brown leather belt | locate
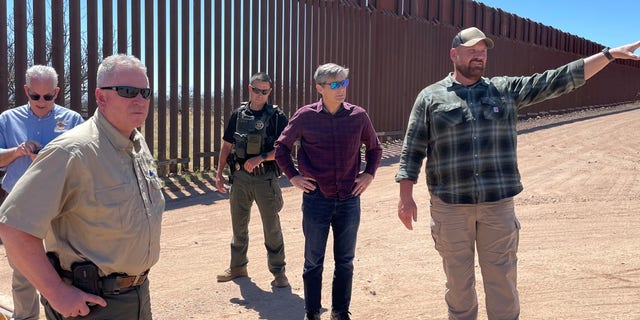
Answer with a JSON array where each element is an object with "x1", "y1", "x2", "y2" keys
[
  {"x1": 101, "y1": 270, "x2": 149, "y2": 294},
  {"x1": 47, "y1": 252, "x2": 148, "y2": 295}
]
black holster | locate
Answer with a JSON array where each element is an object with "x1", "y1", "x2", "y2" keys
[
  {"x1": 226, "y1": 152, "x2": 238, "y2": 184},
  {"x1": 47, "y1": 252, "x2": 102, "y2": 296},
  {"x1": 71, "y1": 261, "x2": 102, "y2": 296}
]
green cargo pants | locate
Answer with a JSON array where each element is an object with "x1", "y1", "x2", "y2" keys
[{"x1": 228, "y1": 169, "x2": 286, "y2": 274}]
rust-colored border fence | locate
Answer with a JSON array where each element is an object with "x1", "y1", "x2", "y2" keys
[{"x1": 1, "y1": 0, "x2": 639, "y2": 175}]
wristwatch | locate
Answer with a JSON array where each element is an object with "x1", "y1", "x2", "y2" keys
[
  {"x1": 601, "y1": 47, "x2": 615, "y2": 62},
  {"x1": 261, "y1": 152, "x2": 268, "y2": 160}
]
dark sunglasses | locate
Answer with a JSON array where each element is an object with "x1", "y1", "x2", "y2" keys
[
  {"x1": 28, "y1": 92, "x2": 55, "y2": 101},
  {"x1": 250, "y1": 86, "x2": 271, "y2": 95},
  {"x1": 100, "y1": 86, "x2": 152, "y2": 99},
  {"x1": 320, "y1": 79, "x2": 349, "y2": 89}
]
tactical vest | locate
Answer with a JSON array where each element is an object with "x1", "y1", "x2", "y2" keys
[{"x1": 232, "y1": 103, "x2": 278, "y2": 160}]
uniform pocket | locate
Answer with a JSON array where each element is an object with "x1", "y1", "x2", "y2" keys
[
  {"x1": 95, "y1": 183, "x2": 133, "y2": 207},
  {"x1": 513, "y1": 216, "x2": 521, "y2": 252},
  {"x1": 92, "y1": 183, "x2": 135, "y2": 228},
  {"x1": 269, "y1": 177, "x2": 284, "y2": 213},
  {"x1": 430, "y1": 217, "x2": 442, "y2": 252}
]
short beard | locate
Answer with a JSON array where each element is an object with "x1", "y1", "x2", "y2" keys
[{"x1": 455, "y1": 61, "x2": 485, "y2": 81}]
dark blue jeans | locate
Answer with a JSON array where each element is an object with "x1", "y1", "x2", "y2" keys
[{"x1": 301, "y1": 189, "x2": 360, "y2": 314}]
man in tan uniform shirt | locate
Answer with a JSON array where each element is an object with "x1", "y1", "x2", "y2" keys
[{"x1": 0, "y1": 54, "x2": 164, "y2": 319}]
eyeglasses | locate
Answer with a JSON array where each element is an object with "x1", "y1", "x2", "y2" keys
[
  {"x1": 28, "y1": 92, "x2": 55, "y2": 101},
  {"x1": 100, "y1": 86, "x2": 152, "y2": 99},
  {"x1": 250, "y1": 86, "x2": 271, "y2": 95},
  {"x1": 320, "y1": 79, "x2": 349, "y2": 90}
]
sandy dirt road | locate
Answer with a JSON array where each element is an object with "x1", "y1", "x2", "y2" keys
[{"x1": 1, "y1": 104, "x2": 639, "y2": 320}]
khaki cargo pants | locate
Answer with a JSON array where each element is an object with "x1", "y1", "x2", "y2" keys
[{"x1": 430, "y1": 194, "x2": 520, "y2": 320}]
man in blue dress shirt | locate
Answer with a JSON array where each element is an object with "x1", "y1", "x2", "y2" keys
[{"x1": 0, "y1": 65, "x2": 83, "y2": 320}]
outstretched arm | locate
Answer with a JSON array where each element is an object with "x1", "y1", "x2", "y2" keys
[{"x1": 584, "y1": 41, "x2": 640, "y2": 80}]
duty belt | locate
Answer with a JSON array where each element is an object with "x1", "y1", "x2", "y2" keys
[
  {"x1": 57, "y1": 268, "x2": 149, "y2": 294},
  {"x1": 101, "y1": 270, "x2": 149, "y2": 294},
  {"x1": 47, "y1": 252, "x2": 149, "y2": 295}
]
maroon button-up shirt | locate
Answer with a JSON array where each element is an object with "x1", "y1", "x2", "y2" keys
[{"x1": 275, "y1": 99, "x2": 382, "y2": 200}]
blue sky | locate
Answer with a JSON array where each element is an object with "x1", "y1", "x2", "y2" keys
[{"x1": 477, "y1": 1, "x2": 640, "y2": 48}]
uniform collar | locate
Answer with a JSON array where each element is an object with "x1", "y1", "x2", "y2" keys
[
  {"x1": 243, "y1": 102, "x2": 272, "y2": 113},
  {"x1": 93, "y1": 109, "x2": 143, "y2": 152}
]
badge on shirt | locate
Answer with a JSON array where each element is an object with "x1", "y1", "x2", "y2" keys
[
  {"x1": 55, "y1": 120, "x2": 68, "y2": 133},
  {"x1": 144, "y1": 156, "x2": 164, "y2": 188},
  {"x1": 255, "y1": 120, "x2": 265, "y2": 130}
]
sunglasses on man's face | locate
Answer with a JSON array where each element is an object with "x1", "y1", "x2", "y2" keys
[
  {"x1": 250, "y1": 86, "x2": 271, "y2": 95},
  {"x1": 100, "y1": 86, "x2": 152, "y2": 99},
  {"x1": 28, "y1": 92, "x2": 55, "y2": 101},
  {"x1": 320, "y1": 79, "x2": 349, "y2": 90}
]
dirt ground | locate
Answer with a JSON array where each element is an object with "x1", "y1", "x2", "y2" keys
[{"x1": 1, "y1": 103, "x2": 640, "y2": 320}]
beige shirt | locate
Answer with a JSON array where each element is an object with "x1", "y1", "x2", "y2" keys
[{"x1": 0, "y1": 109, "x2": 164, "y2": 276}]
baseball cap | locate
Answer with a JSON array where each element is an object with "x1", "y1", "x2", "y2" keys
[{"x1": 452, "y1": 27, "x2": 494, "y2": 49}]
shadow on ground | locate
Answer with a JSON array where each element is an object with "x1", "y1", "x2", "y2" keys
[{"x1": 229, "y1": 277, "x2": 307, "y2": 320}]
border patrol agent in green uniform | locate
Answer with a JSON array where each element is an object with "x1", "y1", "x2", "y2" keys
[{"x1": 215, "y1": 72, "x2": 290, "y2": 288}]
